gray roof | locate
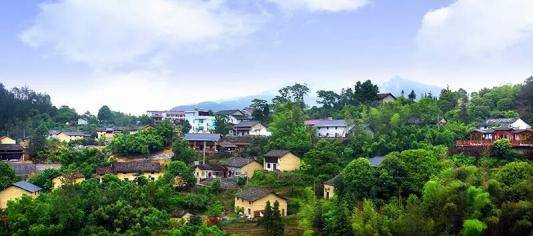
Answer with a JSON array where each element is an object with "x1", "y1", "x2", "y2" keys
[
  {"x1": 0, "y1": 144, "x2": 24, "y2": 151},
  {"x1": 315, "y1": 119, "x2": 347, "y2": 128},
  {"x1": 217, "y1": 110, "x2": 244, "y2": 116},
  {"x1": 369, "y1": 156, "x2": 385, "y2": 167},
  {"x1": 112, "y1": 161, "x2": 162, "y2": 173},
  {"x1": 264, "y1": 150, "x2": 291, "y2": 158},
  {"x1": 196, "y1": 163, "x2": 227, "y2": 171},
  {"x1": 378, "y1": 93, "x2": 396, "y2": 100},
  {"x1": 62, "y1": 131, "x2": 91, "y2": 137},
  {"x1": 221, "y1": 157, "x2": 257, "y2": 168},
  {"x1": 324, "y1": 175, "x2": 340, "y2": 185},
  {"x1": 236, "y1": 187, "x2": 285, "y2": 201},
  {"x1": 184, "y1": 133, "x2": 221, "y2": 142},
  {"x1": 478, "y1": 118, "x2": 518, "y2": 129},
  {"x1": 12, "y1": 181, "x2": 41, "y2": 193},
  {"x1": 233, "y1": 120, "x2": 262, "y2": 128},
  {"x1": 48, "y1": 130, "x2": 61, "y2": 136}
]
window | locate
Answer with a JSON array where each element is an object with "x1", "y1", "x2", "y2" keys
[
  {"x1": 282, "y1": 209, "x2": 285, "y2": 216},
  {"x1": 267, "y1": 163, "x2": 270, "y2": 168},
  {"x1": 249, "y1": 201, "x2": 252, "y2": 205},
  {"x1": 248, "y1": 209, "x2": 251, "y2": 215}
]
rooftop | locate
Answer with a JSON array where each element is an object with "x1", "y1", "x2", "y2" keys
[
  {"x1": 314, "y1": 119, "x2": 347, "y2": 128},
  {"x1": 196, "y1": 163, "x2": 227, "y2": 171},
  {"x1": 112, "y1": 161, "x2": 162, "y2": 173},
  {"x1": 236, "y1": 187, "x2": 285, "y2": 202},
  {"x1": 12, "y1": 181, "x2": 42, "y2": 193},
  {"x1": 264, "y1": 150, "x2": 291, "y2": 158},
  {"x1": 221, "y1": 157, "x2": 257, "y2": 168},
  {"x1": 0, "y1": 144, "x2": 24, "y2": 151},
  {"x1": 184, "y1": 133, "x2": 221, "y2": 142},
  {"x1": 233, "y1": 120, "x2": 262, "y2": 128}
]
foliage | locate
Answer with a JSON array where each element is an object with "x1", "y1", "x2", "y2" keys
[
  {"x1": 258, "y1": 201, "x2": 285, "y2": 236},
  {"x1": 160, "y1": 160, "x2": 196, "y2": 191},
  {"x1": 172, "y1": 138, "x2": 197, "y2": 164},
  {"x1": 109, "y1": 121, "x2": 173, "y2": 156},
  {"x1": 251, "y1": 99, "x2": 271, "y2": 124},
  {"x1": 267, "y1": 102, "x2": 312, "y2": 155},
  {"x1": 29, "y1": 123, "x2": 48, "y2": 158},
  {"x1": 214, "y1": 114, "x2": 233, "y2": 135},
  {"x1": 0, "y1": 162, "x2": 17, "y2": 190},
  {"x1": 28, "y1": 168, "x2": 61, "y2": 191},
  {"x1": 492, "y1": 139, "x2": 512, "y2": 158}
]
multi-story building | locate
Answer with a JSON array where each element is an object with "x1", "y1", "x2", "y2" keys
[{"x1": 184, "y1": 110, "x2": 215, "y2": 133}]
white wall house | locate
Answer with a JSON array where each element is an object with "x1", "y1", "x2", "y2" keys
[
  {"x1": 314, "y1": 120, "x2": 351, "y2": 138},
  {"x1": 146, "y1": 110, "x2": 185, "y2": 122},
  {"x1": 231, "y1": 121, "x2": 270, "y2": 136},
  {"x1": 185, "y1": 110, "x2": 215, "y2": 133}
]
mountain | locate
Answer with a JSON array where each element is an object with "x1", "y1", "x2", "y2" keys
[
  {"x1": 171, "y1": 92, "x2": 275, "y2": 112},
  {"x1": 380, "y1": 76, "x2": 443, "y2": 98}
]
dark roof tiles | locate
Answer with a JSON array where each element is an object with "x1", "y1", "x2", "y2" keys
[{"x1": 12, "y1": 181, "x2": 41, "y2": 193}]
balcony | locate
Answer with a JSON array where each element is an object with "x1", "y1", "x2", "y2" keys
[{"x1": 456, "y1": 140, "x2": 533, "y2": 147}]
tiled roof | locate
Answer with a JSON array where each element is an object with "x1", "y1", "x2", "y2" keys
[
  {"x1": 315, "y1": 119, "x2": 347, "y2": 128},
  {"x1": 184, "y1": 133, "x2": 221, "y2": 142},
  {"x1": 233, "y1": 120, "x2": 261, "y2": 128},
  {"x1": 48, "y1": 130, "x2": 61, "y2": 136},
  {"x1": 221, "y1": 157, "x2": 257, "y2": 168},
  {"x1": 264, "y1": 150, "x2": 291, "y2": 158},
  {"x1": 171, "y1": 209, "x2": 191, "y2": 218},
  {"x1": 112, "y1": 161, "x2": 162, "y2": 173},
  {"x1": 369, "y1": 156, "x2": 385, "y2": 167},
  {"x1": 220, "y1": 136, "x2": 255, "y2": 144},
  {"x1": 12, "y1": 181, "x2": 41, "y2": 193},
  {"x1": 236, "y1": 187, "x2": 283, "y2": 202},
  {"x1": 377, "y1": 93, "x2": 395, "y2": 100},
  {"x1": 324, "y1": 175, "x2": 340, "y2": 185},
  {"x1": 196, "y1": 163, "x2": 226, "y2": 171},
  {"x1": 217, "y1": 110, "x2": 243, "y2": 116},
  {"x1": 0, "y1": 144, "x2": 24, "y2": 151},
  {"x1": 62, "y1": 131, "x2": 91, "y2": 137}
]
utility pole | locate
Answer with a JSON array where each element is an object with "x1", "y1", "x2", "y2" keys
[{"x1": 203, "y1": 141, "x2": 206, "y2": 164}]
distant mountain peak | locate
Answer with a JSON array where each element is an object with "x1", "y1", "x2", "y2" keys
[{"x1": 380, "y1": 76, "x2": 442, "y2": 98}]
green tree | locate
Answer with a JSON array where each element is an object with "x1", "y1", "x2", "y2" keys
[
  {"x1": 97, "y1": 105, "x2": 113, "y2": 124},
  {"x1": 172, "y1": 138, "x2": 196, "y2": 164},
  {"x1": 259, "y1": 201, "x2": 274, "y2": 234},
  {"x1": 461, "y1": 219, "x2": 487, "y2": 236},
  {"x1": 515, "y1": 76, "x2": 533, "y2": 123},
  {"x1": 0, "y1": 162, "x2": 16, "y2": 190},
  {"x1": 492, "y1": 139, "x2": 512, "y2": 158},
  {"x1": 251, "y1": 99, "x2": 271, "y2": 124},
  {"x1": 160, "y1": 160, "x2": 196, "y2": 190},
  {"x1": 267, "y1": 102, "x2": 312, "y2": 155},
  {"x1": 180, "y1": 120, "x2": 192, "y2": 134},
  {"x1": 214, "y1": 114, "x2": 232, "y2": 135},
  {"x1": 29, "y1": 123, "x2": 48, "y2": 157},
  {"x1": 408, "y1": 90, "x2": 416, "y2": 101},
  {"x1": 271, "y1": 201, "x2": 285, "y2": 236},
  {"x1": 337, "y1": 158, "x2": 378, "y2": 204}
]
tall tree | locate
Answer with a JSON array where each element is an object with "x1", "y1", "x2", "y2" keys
[
  {"x1": 29, "y1": 123, "x2": 48, "y2": 157},
  {"x1": 172, "y1": 138, "x2": 197, "y2": 164},
  {"x1": 0, "y1": 162, "x2": 16, "y2": 190},
  {"x1": 214, "y1": 114, "x2": 232, "y2": 135},
  {"x1": 273, "y1": 83, "x2": 309, "y2": 108},
  {"x1": 353, "y1": 80, "x2": 379, "y2": 105},
  {"x1": 97, "y1": 105, "x2": 113, "y2": 124},
  {"x1": 251, "y1": 99, "x2": 271, "y2": 123},
  {"x1": 516, "y1": 76, "x2": 533, "y2": 123},
  {"x1": 267, "y1": 102, "x2": 312, "y2": 155},
  {"x1": 408, "y1": 90, "x2": 417, "y2": 101}
]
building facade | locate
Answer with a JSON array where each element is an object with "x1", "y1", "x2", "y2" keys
[
  {"x1": 263, "y1": 150, "x2": 301, "y2": 172},
  {"x1": 235, "y1": 187, "x2": 288, "y2": 219}
]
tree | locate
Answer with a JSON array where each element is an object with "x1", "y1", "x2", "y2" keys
[
  {"x1": 29, "y1": 123, "x2": 48, "y2": 157},
  {"x1": 259, "y1": 201, "x2": 274, "y2": 234},
  {"x1": 251, "y1": 99, "x2": 271, "y2": 124},
  {"x1": 273, "y1": 83, "x2": 309, "y2": 108},
  {"x1": 317, "y1": 90, "x2": 340, "y2": 109},
  {"x1": 54, "y1": 105, "x2": 78, "y2": 125},
  {"x1": 515, "y1": 76, "x2": 533, "y2": 123},
  {"x1": 267, "y1": 102, "x2": 312, "y2": 155},
  {"x1": 259, "y1": 201, "x2": 284, "y2": 236},
  {"x1": 214, "y1": 114, "x2": 232, "y2": 135},
  {"x1": 180, "y1": 120, "x2": 192, "y2": 134},
  {"x1": 97, "y1": 105, "x2": 113, "y2": 124},
  {"x1": 0, "y1": 162, "x2": 16, "y2": 190},
  {"x1": 461, "y1": 219, "x2": 487, "y2": 236},
  {"x1": 492, "y1": 139, "x2": 512, "y2": 158},
  {"x1": 408, "y1": 90, "x2": 416, "y2": 101},
  {"x1": 160, "y1": 160, "x2": 196, "y2": 190},
  {"x1": 337, "y1": 158, "x2": 378, "y2": 204},
  {"x1": 353, "y1": 80, "x2": 379, "y2": 105},
  {"x1": 172, "y1": 138, "x2": 196, "y2": 164}
]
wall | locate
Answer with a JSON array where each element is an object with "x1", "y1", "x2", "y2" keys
[
  {"x1": 316, "y1": 126, "x2": 348, "y2": 138},
  {"x1": 114, "y1": 172, "x2": 163, "y2": 181},
  {"x1": 234, "y1": 193, "x2": 287, "y2": 219},
  {"x1": 278, "y1": 153, "x2": 301, "y2": 172},
  {"x1": 323, "y1": 183, "x2": 335, "y2": 199},
  {"x1": 0, "y1": 186, "x2": 38, "y2": 209},
  {"x1": 240, "y1": 162, "x2": 263, "y2": 178},
  {"x1": 52, "y1": 177, "x2": 85, "y2": 189},
  {"x1": 0, "y1": 137, "x2": 16, "y2": 144}
]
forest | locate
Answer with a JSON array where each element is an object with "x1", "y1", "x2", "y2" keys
[{"x1": 0, "y1": 76, "x2": 532, "y2": 236}]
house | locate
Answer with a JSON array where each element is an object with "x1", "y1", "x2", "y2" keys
[
  {"x1": 146, "y1": 110, "x2": 185, "y2": 123},
  {"x1": 457, "y1": 118, "x2": 533, "y2": 147},
  {"x1": 52, "y1": 173, "x2": 85, "y2": 189},
  {"x1": 6, "y1": 163, "x2": 61, "y2": 177},
  {"x1": 170, "y1": 209, "x2": 194, "y2": 223},
  {"x1": 235, "y1": 187, "x2": 287, "y2": 219},
  {"x1": 377, "y1": 93, "x2": 396, "y2": 104},
  {"x1": 184, "y1": 133, "x2": 221, "y2": 153},
  {"x1": 0, "y1": 181, "x2": 41, "y2": 209},
  {"x1": 231, "y1": 121, "x2": 270, "y2": 136},
  {"x1": 221, "y1": 157, "x2": 263, "y2": 178},
  {"x1": 305, "y1": 117, "x2": 333, "y2": 127},
  {"x1": 0, "y1": 136, "x2": 16, "y2": 144},
  {"x1": 194, "y1": 163, "x2": 227, "y2": 183},
  {"x1": 219, "y1": 136, "x2": 256, "y2": 154},
  {"x1": 0, "y1": 144, "x2": 24, "y2": 161},
  {"x1": 95, "y1": 161, "x2": 163, "y2": 181},
  {"x1": 216, "y1": 110, "x2": 251, "y2": 124},
  {"x1": 77, "y1": 118, "x2": 88, "y2": 125},
  {"x1": 96, "y1": 127, "x2": 125, "y2": 141},
  {"x1": 323, "y1": 175, "x2": 339, "y2": 200},
  {"x1": 263, "y1": 150, "x2": 301, "y2": 172},
  {"x1": 184, "y1": 110, "x2": 215, "y2": 133},
  {"x1": 314, "y1": 119, "x2": 351, "y2": 138},
  {"x1": 49, "y1": 131, "x2": 91, "y2": 143}
]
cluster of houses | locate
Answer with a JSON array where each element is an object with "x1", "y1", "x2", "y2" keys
[{"x1": 456, "y1": 118, "x2": 533, "y2": 147}]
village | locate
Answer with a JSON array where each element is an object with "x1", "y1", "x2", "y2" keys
[{"x1": 1, "y1": 86, "x2": 532, "y2": 235}]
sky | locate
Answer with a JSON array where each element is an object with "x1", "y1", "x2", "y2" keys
[{"x1": 1, "y1": 0, "x2": 532, "y2": 115}]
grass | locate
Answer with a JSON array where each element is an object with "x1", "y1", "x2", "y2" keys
[{"x1": 222, "y1": 215, "x2": 304, "y2": 236}]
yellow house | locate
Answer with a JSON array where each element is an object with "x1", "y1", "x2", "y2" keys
[
  {"x1": 53, "y1": 131, "x2": 91, "y2": 143},
  {"x1": 52, "y1": 173, "x2": 86, "y2": 189},
  {"x1": 324, "y1": 175, "x2": 339, "y2": 200},
  {"x1": 171, "y1": 209, "x2": 194, "y2": 223},
  {"x1": 221, "y1": 157, "x2": 263, "y2": 178},
  {"x1": 263, "y1": 150, "x2": 301, "y2": 172},
  {"x1": 0, "y1": 136, "x2": 16, "y2": 144},
  {"x1": 96, "y1": 161, "x2": 163, "y2": 181},
  {"x1": 235, "y1": 187, "x2": 288, "y2": 219},
  {"x1": 0, "y1": 181, "x2": 41, "y2": 209}
]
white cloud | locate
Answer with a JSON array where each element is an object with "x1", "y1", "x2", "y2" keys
[
  {"x1": 20, "y1": 0, "x2": 258, "y2": 67},
  {"x1": 266, "y1": 0, "x2": 369, "y2": 13},
  {"x1": 416, "y1": 0, "x2": 533, "y2": 58}
]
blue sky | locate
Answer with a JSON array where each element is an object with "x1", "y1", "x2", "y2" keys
[{"x1": 1, "y1": 0, "x2": 532, "y2": 114}]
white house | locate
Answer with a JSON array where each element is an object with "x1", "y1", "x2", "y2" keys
[
  {"x1": 146, "y1": 110, "x2": 185, "y2": 122},
  {"x1": 185, "y1": 110, "x2": 215, "y2": 133},
  {"x1": 216, "y1": 110, "x2": 251, "y2": 125},
  {"x1": 314, "y1": 119, "x2": 351, "y2": 138},
  {"x1": 478, "y1": 118, "x2": 531, "y2": 131},
  {"x1": 231, "y1": 121, "x2": 270, "y2": 136}
]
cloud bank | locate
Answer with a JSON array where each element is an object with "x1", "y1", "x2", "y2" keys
[
  {"x1": 266, "y1": 0, "x2": 369, "y2": 13},
  {"x1": 416, "y1": 0, "x2": 533, "y2": 58}
]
